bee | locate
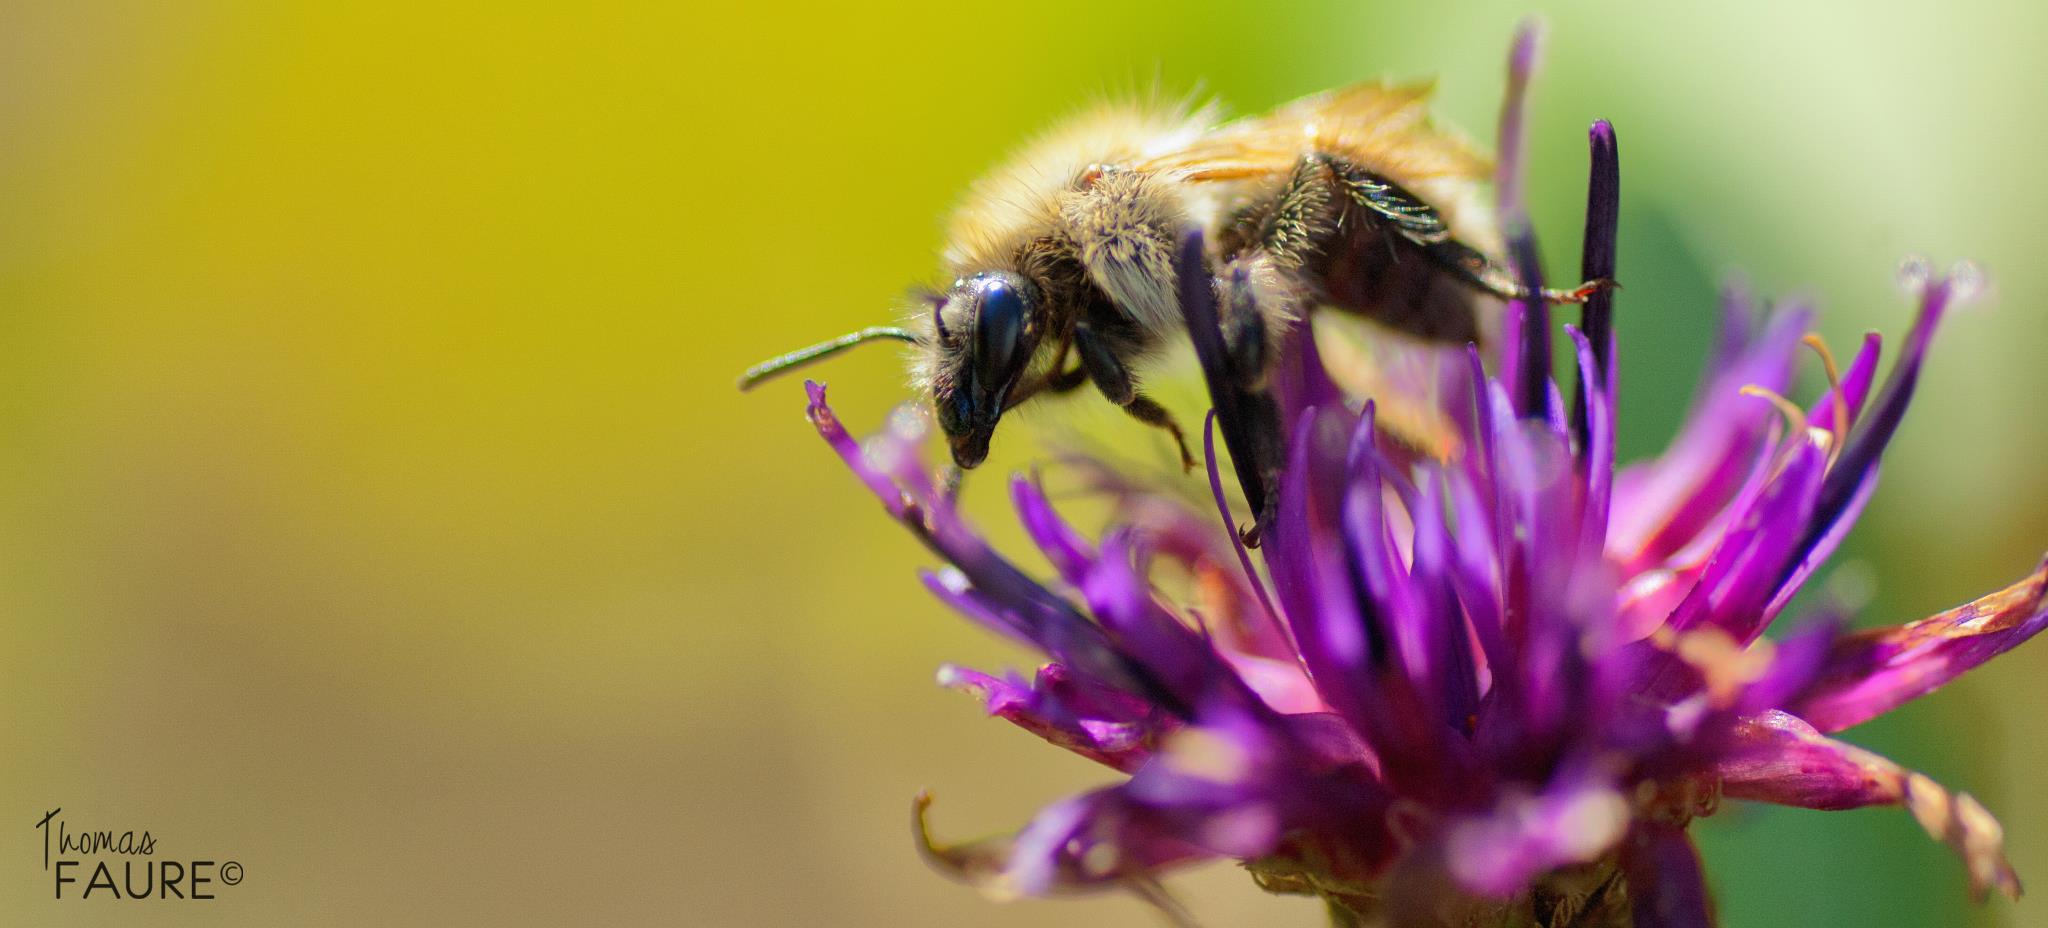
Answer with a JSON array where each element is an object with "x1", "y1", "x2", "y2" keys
[{"x1": 740, "y1": 80, "x2": 1607, "y2": 471}]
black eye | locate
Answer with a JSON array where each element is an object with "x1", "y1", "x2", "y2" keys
[{"x1": 974, "y1": 275, "x2": 1030, "y2": 378}]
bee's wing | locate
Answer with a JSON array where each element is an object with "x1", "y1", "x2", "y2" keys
[
  {"x1": 1135, "y1": 80, "x2": 1491, "y2": 186},
  {"x1": 1311, "y1": 312, "x2": 1465, "y2": 463}
]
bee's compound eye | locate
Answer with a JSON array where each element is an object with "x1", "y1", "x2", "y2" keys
[{"x1": 973, "y1": 274, "x2": 1032, "y2": 379}]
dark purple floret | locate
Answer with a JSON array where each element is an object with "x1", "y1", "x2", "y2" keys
[{"x1": 1572, "y1": 120, "x2": 1620, "y2": 450}]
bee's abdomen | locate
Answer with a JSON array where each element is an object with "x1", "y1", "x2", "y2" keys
[{"x1": 1313, "y1": 225, "x2": 1484, "y2": 344}]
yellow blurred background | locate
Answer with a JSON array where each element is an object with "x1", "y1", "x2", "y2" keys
[{"x1": 2, "y1": 2, "x2": 2043, "y2": 925}]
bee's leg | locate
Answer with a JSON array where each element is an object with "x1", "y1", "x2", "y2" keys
[
  {"x1": 1001, "y1": 356, "x2": 1089, "y2": 410},
  {"x1": 1033, "y1": 352, "x2": 1091, "y2": 396},
  {"x1": 1073, "y1": 323, "x2": 1134, "y2": 402},
  {"x1": 1042, "y1": 362, "x2": 1089, "y2": 395},
  {"x1": 1422, "y1": 239, "x2": 1617, "y2": 305},
  {"x1": 1120, "y1": 395, "x2": 1197, "y2": 472},
  {"x1": 1074, "y1": 322, "x2": 1197, "y2": 471},
  {"x1": 1218, "y1": 262, "x2": 1274, "y2": 390}
]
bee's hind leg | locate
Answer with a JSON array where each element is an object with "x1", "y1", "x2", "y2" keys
[
  {"x1": 1423, "y1": 239, "x2": 1618, "y2": 305},
  {"x1": 1074, "y1": 321, "x2": 1197, "y2": 472},
  {"x1": 1319, "y1": 153, "x2": 1616, "y2": 313}
]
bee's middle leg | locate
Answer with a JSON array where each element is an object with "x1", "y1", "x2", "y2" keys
[
  {"x1": 1074, "y1": 322, "x2": 1197, "y2": 471},
  {"x1": 1118, "y1": 395, "x2": 1196, "y2": 472}
]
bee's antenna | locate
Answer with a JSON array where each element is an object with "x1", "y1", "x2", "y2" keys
[{"x1": 738, "y1": 326, "x2": 922, "y2": 390}]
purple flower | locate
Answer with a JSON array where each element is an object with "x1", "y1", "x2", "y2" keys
[{"x1": 793, "y1": 27, "x2": 2042, "y2": 927}]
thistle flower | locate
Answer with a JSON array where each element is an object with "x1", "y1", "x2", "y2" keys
[{"x1": 794, "y1": 29, "x2": 2044, "y2": 928}]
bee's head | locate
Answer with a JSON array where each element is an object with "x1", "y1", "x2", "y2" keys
[{"x1": 929, "y1": 270, "x2": 1043, "y2": 469}]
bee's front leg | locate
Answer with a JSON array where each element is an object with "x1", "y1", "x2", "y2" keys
[
  {"x1": 1073, "y1": 322, "x2": 1133, "y2": 404},
  {"x1": 1074, "y1": 322, "x2": 1197, "y2": 472},
  {"x1": 1002, "y1": 349, "x2": 1089, "y2": 411}
]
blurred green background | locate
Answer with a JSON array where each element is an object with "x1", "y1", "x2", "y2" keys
[{"x1": 1, "y1": 1, "x2": 2042, "y2": 925}]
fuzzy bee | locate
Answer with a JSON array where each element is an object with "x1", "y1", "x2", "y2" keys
[{"x1": 740, "y1": 80, "x2": 1607, "y2": 471}]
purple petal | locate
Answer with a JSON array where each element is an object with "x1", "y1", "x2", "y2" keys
[
  {"x1": 1692, "y1": 435, "x2": 1830, "y2": 643},
  {"x1": 1806, "y1": 332, "x2": 1882, "y2": 435},
  {"x1": 1718, "y1": 710, "x2": 1910, "y2": 810},
  {"x1": 1201, "y1": 410, "x2": 1289, "y2": 656},
  {"x1": 1343, "y1": 411, "x2": 1479, "y2": 789},
  {"x1": 1011, "y1": 474, "x2": 1097, "y2": 586},
  {"x1": 805, "y1": 381, "x2": 912, "y2": 518},
  {"x1": 1493, "y1": 19, "x2": 1541, "y2": 218},
  {"x1": 1716, "y1": 710, "x2": 2020, "y2": 900},
  {"x1": 1569, "y1": 326, "x2": 1616, "y2": 558},
  {"x1": 1628, "y1": 432, "x2": 1829, "y2": 702},
  {"x1": 1082, "y1": 531, "x2": 1209, "y2": 710},
  {"x1": 1477, "y1": 390, "x2": 1614, "y2": 756},
  {"x1": 939, "y1": 662, "x2": 1171, "y2": 772},
  {"x1": 919, "y1": 730, "x2": 1304, "y2": 900},
  {"x1": 1265, "y1": 409, "x2": 1381, "y2": 735},
  {"x1": 1723, "y1": 330, "x2": 1890, "y2": 630},
  {"x1": 1220, "y1": 651, "x2": 1327, "y2": 716},
  {"x1": 1792, "y1": 557, "x2": 2048, "y2": 732},
  {"x1": 1411, "y1": 471, "x2": 1481, "y2": 727},
  {"x1": 1508, "y1": 228, "x2": 1553, "y2": 419},
  {"x1": 1762, "y1": 466, "x2": 1877, "y2": 623},
  {"x1": 1342, "y1": 404, "x2": 1414, "y2": 669},
  {"x1": 1063, "y1": 452, "x2": 1295, "y2": 664},
  {"x1": 1571, "y1": 120, "x2": 1620, "y2": 453},
  {"x1": 1707, "y1": 283, "x2": 1757, "y2": 378},
  {"x1": 1268, "y1": 307, "x2": 1346, "y2": 430},
  {"x1": 1733, "y1": 610, "x2": 1843, "y2": 716},
  {"x1": 1447, "y1": 463, "x2": 1507, "y2": 670},
  {"x1": 1085, "y1": 530, "x2": 1279, "y2": 718},
  {"x1": 1493, "y1": 21, "x2": 1550, "y2": 410},
  {"x1": 1623, "y1": 822, "x2": 1715, "y2": 928},
  {"x1": 920, "y1": 566, "x2": 1042, "y2": 646}
]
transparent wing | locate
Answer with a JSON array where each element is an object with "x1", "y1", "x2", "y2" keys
[{"x1": 1135, "y1": 80, "x2": 1490, "y2": 186}]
